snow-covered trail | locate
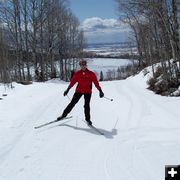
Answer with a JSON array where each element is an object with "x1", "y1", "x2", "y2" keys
[{"x1": 0, "y1": 74, "x2": 180, "y2": 180}]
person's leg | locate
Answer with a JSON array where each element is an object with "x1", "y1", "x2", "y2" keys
[
  {"x1": 84, "y1": 93, "x2": 92, "y2": 125},
  {"x1": 62, "y1": 93, "x2": 82, "y2": 117}
]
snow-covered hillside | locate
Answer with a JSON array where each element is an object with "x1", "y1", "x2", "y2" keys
[
  {"x1": 0, "y1": 70, "x2": 180, "y2": 180},
  {"x1": 84, "y1": 42, "x2": 137, "y2": 57}
]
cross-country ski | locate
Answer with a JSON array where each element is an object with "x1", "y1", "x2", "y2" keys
[
  {"x1": 34, "y1": 116, "x2": 73, "y2": 129},
  {"x1": 82, "y1": 120, "x2": 104, "y2": 135},
  {"x1": 88, "y1": 125, "x2": 104, "y2": 135}
]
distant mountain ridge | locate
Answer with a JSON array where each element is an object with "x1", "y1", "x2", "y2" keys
[
  {"x1": 83, "y1": 42, "x2": 138, "y2": 59},
  {"x1": 86, "y1": 42, "x2": 136, "y2": 49}
]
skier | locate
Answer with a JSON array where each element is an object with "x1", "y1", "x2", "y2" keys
[{"x1": 57, "y1": 59, "x2": 104, "y2": 125}]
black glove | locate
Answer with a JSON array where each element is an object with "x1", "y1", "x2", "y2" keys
[
  {"x1": 64, "y1": 87, "x2": 70, "y2": 96},
  {"x1": 99, "y1": 88, "x2": 104, "y2": 98}
]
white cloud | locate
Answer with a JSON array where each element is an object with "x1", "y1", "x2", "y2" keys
[{"x1": 80, "y1": 17, "x2": 130, "y2": 43}]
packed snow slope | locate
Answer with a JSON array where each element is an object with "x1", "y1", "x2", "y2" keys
[{"x1": 0, "y1": 70, "x2": 180, "y2": 180}]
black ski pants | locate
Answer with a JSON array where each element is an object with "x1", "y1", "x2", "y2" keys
[{"x1": 62, "y1": 93, "x2": 91, "y2": 121}]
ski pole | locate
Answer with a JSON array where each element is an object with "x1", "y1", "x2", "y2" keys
[
  {"x1": 113, "y1": 118, "x2": 119, "y2": 129},
  {"x1": 104, "y1": 96, "x2": 113, "y2": 101},
  {"x1": 66, "y1": 94, "x2": 71, "y2": 101}
]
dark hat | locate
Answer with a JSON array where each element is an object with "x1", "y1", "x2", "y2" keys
[{"x1": 79, "y1": 59, "x2": 87, "y2": 66}]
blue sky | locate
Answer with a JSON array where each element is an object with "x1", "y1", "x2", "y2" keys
[
  {"x1": 69, "y1": 0, "x2": 118, "y2": 23},
  {"x1": 69, "y1": 0, "x2": 130, "y2": 44}
]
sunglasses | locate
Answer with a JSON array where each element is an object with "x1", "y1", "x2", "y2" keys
[{"x1": 80, "y1": 64, "x2": 87, "y2": 67}]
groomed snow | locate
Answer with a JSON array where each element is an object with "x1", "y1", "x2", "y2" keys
[{"x1": 0, "y1": 69, "x2": 180, "y2": 180}]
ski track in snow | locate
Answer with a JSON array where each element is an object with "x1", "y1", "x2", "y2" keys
[{"x1": 0, "y1": 77, "x2": 180, "y2": 180}]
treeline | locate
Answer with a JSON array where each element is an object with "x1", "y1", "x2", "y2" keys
[
  {"x1": 0, "y1": 0, "x2": 85, "y2": 84},
  {"x1": 116, "y1": 0, "x2": 180, "y2": 95},
  {"x1": 83, "y1": 51, "x2": 139, "y2": 59}
]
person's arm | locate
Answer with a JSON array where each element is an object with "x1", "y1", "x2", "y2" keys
[
  {"x1": 92, "y1": 72, "x2": 101, "y2": 90},
  {"x1": 92, "y1": 72, "x2": 104, "y2": 98},
  {"x1": 68, "y1": 72, "x2": 78, "y2": 89},
  {"x1": 64, "y1": 72, "x2": 78, "y2": 96}
]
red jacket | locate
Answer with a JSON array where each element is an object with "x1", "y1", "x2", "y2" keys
[{"x1": 68, "y1": 68, "x2": 101, "y2": 94}]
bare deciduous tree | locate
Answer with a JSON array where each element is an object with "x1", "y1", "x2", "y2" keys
[
  {"x1": 115, "y1": 0, "x2": 180, "y2": 82},
  {"x1": 0, "y1": 0, "x2": 85, "y2": 83}
]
